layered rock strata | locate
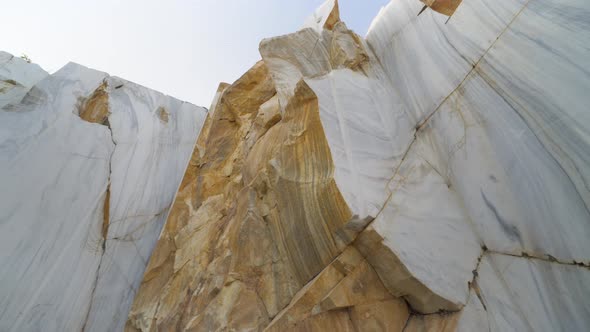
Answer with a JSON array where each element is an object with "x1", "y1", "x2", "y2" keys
[
  {"x1": 128, "y1": 0, "x2": 590, "y2": 331},
  {"x1": 0, "y1": 57, "x2": 207, "y2": 331}
]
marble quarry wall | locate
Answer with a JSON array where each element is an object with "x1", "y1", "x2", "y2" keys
[
  {"x1": 0, "y1": 56, "x2": 207, "y2": 331},
  {"x1": 1, "y1": 0, "x2": 589, "y2": 331}
]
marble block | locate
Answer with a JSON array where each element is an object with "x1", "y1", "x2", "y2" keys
[
  {"x1": 349, "y1": 0, "x2": 590, "y2": 315},
  {"x1": 0, "y1": 51, "x2": 48, "y2": 109},
  {"x1": 354, "y1": 139, "x2": 481, "y2": 313},
  {"x1": 306, "y1": 68, "x2": 413, "y2": 223},
  {"x1": 0, "y1": 60, "x2": 206, "y2": 331}
]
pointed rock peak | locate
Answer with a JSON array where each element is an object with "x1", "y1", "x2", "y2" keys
[
  {"x1": 420, "y1": 0, "x2": 463, "y2": 16},
  {"x1": 302, "y1": 0, "x2": 340, "y2": 33}
]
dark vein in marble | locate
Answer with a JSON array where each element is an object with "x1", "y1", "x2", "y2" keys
[{"x1": 480, "y1": 190, "x2": 523, "y2": 245}]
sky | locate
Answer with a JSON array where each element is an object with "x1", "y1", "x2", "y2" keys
[{"x1": 1, "y1": 0, "x2": 390, "y2": 107}]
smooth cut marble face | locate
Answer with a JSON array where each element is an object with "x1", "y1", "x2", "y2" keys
[
  {"x1": 0, "y1": 59, "x2": 206, "y2": 331},
  {"x1": 0, "y1": 51, "x2": 48, "y2": 109},
  {"x1": 0, "y1": 63, "x2": 114, "y2": 332},
  {"x1": 306, "y1": 68, "x2": 413, "y2": 222},
  {"x1": 347, "y1": 0, "x2": 590, "y2": 316}
]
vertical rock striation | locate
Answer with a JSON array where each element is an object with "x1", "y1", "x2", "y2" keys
[{"x1": 0, "y1": 58, "x2": 207, "y2": 331}]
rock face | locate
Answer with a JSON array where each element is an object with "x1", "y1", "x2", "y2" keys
[
  {"x1": 126, "y1": 0, "x2": 590, "y2": 331},
  {"x1": 0, "y1": 57, "x2": 207, "y2": 331},
  {"x1": 0, "y1": 51, "x2": 48, "y2": 109},
  {"x1": 2, "y1": 0, "x2": 590, "y2": 331}
]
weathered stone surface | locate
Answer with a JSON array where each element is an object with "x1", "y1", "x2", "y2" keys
[
  {"x1": 0, "y1": 51, "x2": 47, "y2": 109},
  {"x1": 0, "y1": 57, "x2": 206, "y2": 331}
]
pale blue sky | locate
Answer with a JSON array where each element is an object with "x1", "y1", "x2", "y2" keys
[{"x1": 1, "y1": 0, "x2": 389, "y2": 107}]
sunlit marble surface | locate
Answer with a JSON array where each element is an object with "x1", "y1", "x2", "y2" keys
[
  {"x1": 0, "y1": 60, "x2": 206, "y2": 331},
  {"x1": 306, "y1": 68, "x2": 413, "y2": 222},
  {"x1": 367, "y1": 0, "x2": 527, "y2": 123},
  {"x1": 426, "y1": 71, "x2": 590, "y2": 262},
  {"x1": 0, "y1": 51, "x2": 47, "y2": 109},
  {"x1": 353, "y1": 0, "x2": 590, "y2": 319},
  {"x1": 83, "y1": 76, "x2": 207, "y2": 331},
  {"x1": 0, "y1": 63, "x2": 113, "y2": 332},
  {"x1": 258, "y1": 0, "x2": 590, "y2": 318},
  {"x1": 365, "y1": 140, "x2": 482, "y2": 312}
]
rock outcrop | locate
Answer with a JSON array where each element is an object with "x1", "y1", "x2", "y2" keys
[
  {"x1": 2, "y1": 0, "x2": 590, "y2": 331},
  {"x1": 0, "y1": 51, "x2": 48, "y2": 109},
  {"x1": 0, "y1": 57, "x2": 207, "y2": 331},
  {"x1": 126, "y1": 0, "x2": 590, "y2": 331}
]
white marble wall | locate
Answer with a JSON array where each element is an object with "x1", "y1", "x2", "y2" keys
[
  {"x1": 258, "y1": 0, "x2": 590, "y2": 320},
  {"x1": 306, "y1": 68, "x2": 413, "y2": 223},
  {"x1": 0, "y1": 59, "x2": 206, "y2": 331},
  {"x1": 0, "y1": 51, "x2": 47, "y2": 109},
  {"x1": 353, "y1": 0, "x2": 590, "y2": 324}
]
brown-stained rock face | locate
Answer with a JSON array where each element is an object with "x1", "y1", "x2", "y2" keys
[
  {"x1": 126, "y1": 55, "x2": 367, "y2": 330},
  {"x1": 419, "y1": 0, "x2": 463, "y2": 16},
  {"x1": 78, "y1": 80, "x2": 110, "y2": 126}
]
